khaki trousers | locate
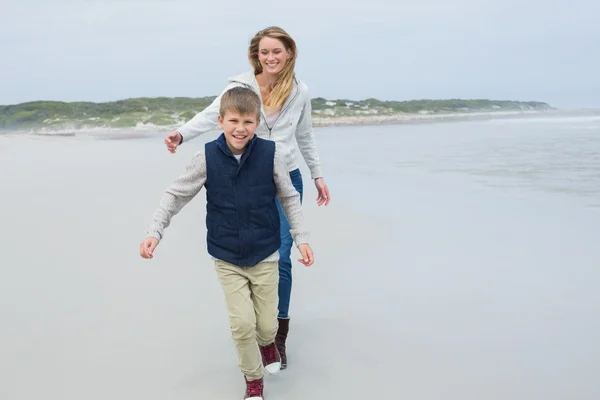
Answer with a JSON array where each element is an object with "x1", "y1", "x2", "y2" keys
[{"x1": 214, "y1": 259, "x2": 279, "y2": 380}]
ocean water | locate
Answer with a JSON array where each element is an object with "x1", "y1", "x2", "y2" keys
[
  {"x1": 317, "y1": 113, "x2": 600, "y2": 211},
  {"x1": 0, "y1": 114, "x2": 599, "y2": 399}
]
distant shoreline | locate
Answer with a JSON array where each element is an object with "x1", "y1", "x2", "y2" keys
[
  {"x1": 311, "y1": 109, "x2": 558, "y2": 127},
  {"x1": 2, "y1": 108, "x2": 597, "y2": 138},
  {"x1": 1, "y1": 96, "x2": 558, "y2": 135}
]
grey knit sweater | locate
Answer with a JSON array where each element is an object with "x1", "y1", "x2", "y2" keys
[{"x1": 145, "y1": 144, "x2": 309, "y2": 263}]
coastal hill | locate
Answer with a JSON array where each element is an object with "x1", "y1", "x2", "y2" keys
[{"x1": 0, "y1": 96, "x2": 553, "y2": 132}]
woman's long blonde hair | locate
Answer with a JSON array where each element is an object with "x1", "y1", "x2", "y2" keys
[{"x1": 248, "y1": 26, "x2": 297, "y2": 109}]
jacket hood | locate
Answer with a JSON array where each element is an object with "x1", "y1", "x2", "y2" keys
[{"x1": 228, "y1": 71, "x2": 259, "y2": 89}]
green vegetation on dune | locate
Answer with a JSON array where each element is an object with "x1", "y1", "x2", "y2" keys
[
  {"x1": 0, "y1": 96, "x2": 553, "y2": 131},
  {"x1": 0, "y1": 97, "x2": 217, "y2": 131},
  {"x1": 311, "y1": 97, "x2": 552, "y2": 117}
]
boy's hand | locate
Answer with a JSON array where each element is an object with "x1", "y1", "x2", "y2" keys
[
  {"x1": 297, "y1": 244, "x2": 314, "y2": 266},
  {"x1": 140, "y1": 237, "x2": 159, "y2": 259}
]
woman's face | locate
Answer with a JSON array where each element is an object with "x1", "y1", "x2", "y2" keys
[{"x1": 258, "y1": 36, "x2": 291, "y2": 76}]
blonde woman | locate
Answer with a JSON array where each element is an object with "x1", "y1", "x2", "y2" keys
[{"x1": 163, "y1": 26, "x2": 330, "y2": 373}]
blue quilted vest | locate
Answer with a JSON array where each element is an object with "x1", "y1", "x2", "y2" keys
[{"x1": 204, "y1": 133, "x2": 281, "y2": 267}]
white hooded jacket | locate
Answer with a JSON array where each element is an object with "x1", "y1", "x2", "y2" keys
[{"x1": 177, "y1": 71, "x2": 323, "y2": 179}]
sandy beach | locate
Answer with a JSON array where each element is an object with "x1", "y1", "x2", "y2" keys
[{"x1": 1, "y1": 116, "x2": 599, "y2": 399}]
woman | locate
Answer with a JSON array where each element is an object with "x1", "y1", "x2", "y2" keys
[{"x1": 163, "y1": 26, "x2": 330, "y2": 370}]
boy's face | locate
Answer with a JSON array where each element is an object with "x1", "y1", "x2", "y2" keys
[{"x1": 218, "y1": 110, "x2": 259, "y2": 155}]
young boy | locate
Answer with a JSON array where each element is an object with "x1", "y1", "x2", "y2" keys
[{"x1": 139, "y1": 86, "x2": 314, "y2": 400}]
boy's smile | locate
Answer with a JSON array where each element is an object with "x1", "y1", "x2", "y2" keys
[{"x1": 218, "y1": 110, "x2": 259, "y2": 155}]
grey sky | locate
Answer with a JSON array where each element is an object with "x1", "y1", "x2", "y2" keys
[{"x1": 1, "y1": 0, "x2": 598, "y2": 108}]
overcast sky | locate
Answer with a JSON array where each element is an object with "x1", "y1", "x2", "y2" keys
[{"x1": 1, "y1": 0, "x2": 598, "y2": 108}]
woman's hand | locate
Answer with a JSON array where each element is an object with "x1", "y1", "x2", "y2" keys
[
  {"x1": 164, "y1": 131, "x2": 183, "y2": 153},
  {"x1": 314, "y1": 178, "x2": 331, "y2": 206}
]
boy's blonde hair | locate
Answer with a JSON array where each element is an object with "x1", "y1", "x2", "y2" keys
[
  {"x1": 219, "y1": 86, "x2": 262, "y2": 120},
  {"x1": 248, "y1": 26, "x2": 297, "y2": 109}
]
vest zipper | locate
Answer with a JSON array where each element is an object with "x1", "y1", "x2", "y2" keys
[{"x1": 231, "y1": 170, "x2": 243, "y2": 257}]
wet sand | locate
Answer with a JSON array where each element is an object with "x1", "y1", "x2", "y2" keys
[{"x1": 1, "y1": 123, "x2": 599, "y2": 399}]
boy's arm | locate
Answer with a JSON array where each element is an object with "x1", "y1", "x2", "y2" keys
[
  {"x1": 273, "y1": 145, "x2": 309, "y2": 246},
  {"x1": 146, "y1": 152, "x2": 207, "y2": 240}
]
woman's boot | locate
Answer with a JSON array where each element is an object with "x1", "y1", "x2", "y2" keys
[{"x1": 275, "y1": 317, "x2": 290, "y2": 369}]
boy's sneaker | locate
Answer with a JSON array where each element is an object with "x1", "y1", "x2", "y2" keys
[
  {"x1": 259, "y1": 342, "x2": 281, "y2": 375},
  {"x1": 244, "y1": 377, "x2": 264, "y2": 400}
]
